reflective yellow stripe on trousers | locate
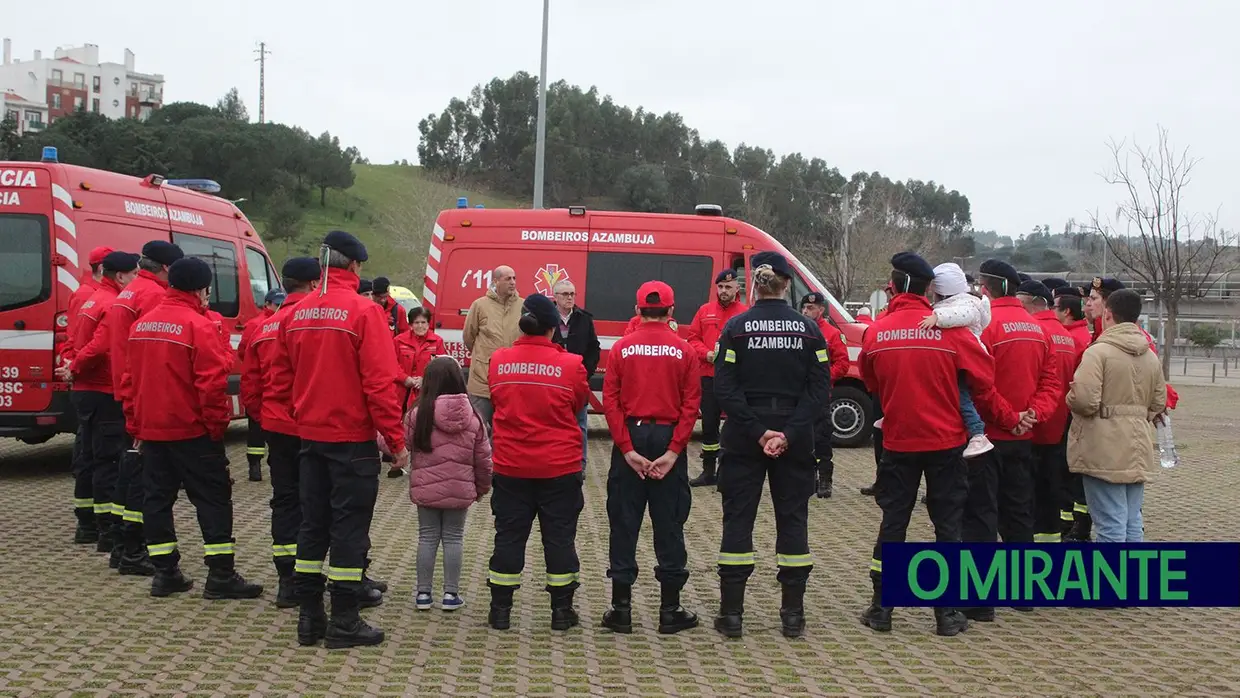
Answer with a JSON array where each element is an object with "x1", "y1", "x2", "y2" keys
[
  {"x1": 327, "y1": 566, "x2": 364, "y2": 582},
  {"x1": 73, "y1": 498, "x2": 94, "y2": 510},
  {"x1": 869, "y1": 558, "x2": 883, "y2": 573},
  {"x1": 1073, "y1": 503, "x2": 1089, "y2": 514},
  {"x1": 1033, "y1": 533, "x2": 1062, "y2": 543},
  {"x1": 147, "y1": 542, "x2": 177, "y2": 557},
  {"x1": 488, "y1": 570, "x2": 522, "y2": 586},
  {"x1": 203, "y1": 542, "x2": 235, "y2": 556},
  {"x1": 272, "y1": 544, "x2": 297, "y2": 558},
  {"x1": 246, "y1": 447, "x2": 267, "y2": 456},
  {"x1": 718, "y1": 552, "x2": 755, "y2": 566},
  {"x1": 1060, "y1": 510, "x2": 1074, "y2": 522},
  {"x1": 93, "y1": 501, "x2": 113, "y2": 515},
  {"x1": 295, "y1": 559, "x2": 324, "y2": 575},
  {"x1": 122, "y1": 509, "x2": 144, "y2": 524},
  {"x1": 777, "y1": 553, "x2": 813, "y2": 568},
  {"x1": 546, "y1": 572, "x2": 579, "y2": 587}
]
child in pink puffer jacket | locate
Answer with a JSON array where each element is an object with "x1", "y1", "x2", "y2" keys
[{"x1": 404, "y1": 356, "x2": 492, "y2": 611}]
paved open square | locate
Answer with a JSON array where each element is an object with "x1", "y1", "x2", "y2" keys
[{"x1": 1, "y1": 385, "x2": 1238, "y2": 697}]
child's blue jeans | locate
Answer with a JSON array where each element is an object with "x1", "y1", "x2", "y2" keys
[{"x1": 958, "y1": 376, "x2": 985, "y2": 437}]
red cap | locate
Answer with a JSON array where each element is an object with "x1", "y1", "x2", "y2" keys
[
  {"x1": 636, "y1": 281, "x2": 675, "y2": 308},
  {"x1": 88, "y1": 246, "x2": 114, "y2": 266}
]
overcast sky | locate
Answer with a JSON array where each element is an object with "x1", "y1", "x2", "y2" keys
[{"x1": 9, "y1": 0, "x2": 1238, "y2": 236}]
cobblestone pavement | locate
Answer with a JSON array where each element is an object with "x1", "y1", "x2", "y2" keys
[{"x1": 1, "y1": 385, "x2": 1238, "y2": 697}]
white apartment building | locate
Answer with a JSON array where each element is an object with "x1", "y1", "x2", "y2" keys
[{"x1": 0, "y1": 38, "x2": 165, "y2": 135}]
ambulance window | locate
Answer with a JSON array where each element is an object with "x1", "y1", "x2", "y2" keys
[
  {"x1": 789, "y1": 272, "x2": 811, "y2": 308},
  {"x1": 585, "y1": 252, "x2": 712, "y2": 322},
  {"x1": 244, "y1": 247, "x2": 280, "y2": 308},
  {"x1": 0, "y1": 215, "x2": 50, "y2": 312},
  {"x1": 172, "y1": 233, "x2": 240, "y2": 318}
]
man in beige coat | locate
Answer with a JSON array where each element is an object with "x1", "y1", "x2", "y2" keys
[
  {"x1": 1065, "y1": 289, "x2": 1167, "y2": 543},
  {"x1": 463, "y1": 265, "x2": 523, "y2": 434}
]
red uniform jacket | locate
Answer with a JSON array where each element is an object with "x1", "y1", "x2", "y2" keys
[
  {"x1": 862, "y1": 295, "x2": 1018, "y2": 452},
  {"x1": 238, "y1": 307, "x2": 273, "y2": 362},
  {"x1": 108, "y1": 271, "x2": 170, "y2": 417},
  {"x1": 61, "y1": 274, "x2": 98, "y2": 365},
  {"x1": 380, "y1": 297, "x2": 411, "y2": 338},
  {"x1": 126, "y1": 290, "x2": 232, "y2": 441},
  {"x1": 979, "y1": 297, "x2": 1063, "y2": 441},
  {"x1": 488, "y1": 336, "x2": 590, "y2": 479},
  {"x1": 1063, "y1": 319, "x2": 1092, "y2": 362},
  {"x1": 395, "y1": 330, "x2": 447, "y2": 409},
  {"x1": 270, "y1": 268, "x2": 406, "y2": 451},
  {"x1": 686, "y1": 299, "x2": 747, "y2": 378},
  {"x1": 812, "y1": 316, "x2": 851, "y2": 383},
  {"x1": 856, "y1": 315, "x2": 874, "y2": 326},
  {"x1": 68, "y1": 277, "x2": 123, "y2": 393},
  {"x1": 1031, "y1": 309, "x2": 1076, "y2": 445},
  {"x1": 603, "y1": 321, "x2": 701, "y2": 454},
  {"x1": 624, "y1": 315, "x2": 678, "y2": 336},
  {"x1": 243, "y1": 292, "x2": 308, "y2": 437}
]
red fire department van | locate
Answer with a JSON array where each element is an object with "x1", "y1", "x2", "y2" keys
[
  {"x1": 0, "y1": 148, "x2": 282, "y2": 445},
  {"x1": 422, "y1": 200, "x2": 874, "y2": 447}
]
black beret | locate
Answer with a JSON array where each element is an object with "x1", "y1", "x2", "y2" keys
[
  {"x1": 167, "y1": 257, "x2": 213, "y2": 292},
  {"x1": 1042, "y1": 277, "x2": 1069, "y2": 291},
  {"x1": 357, "y1": 279, "x2": 373, "y2": 295},
  {"x1": 715, "y1": 269, "x2": 739, "y2": 284},
  {"x1": 1054, "y1": 286, "x2": 1083, "y2": 299},
  {"x1": 751, "y1": 251, "x2": 794, "y2": 278},
  {"x1": 141, "y1": 240, "x2": 184, "y2": 267},
  {"x1": 281, "y1": 257, "x2": 321, "y2": 282},
  {"x1": 978, "y1": 259, "x2": 1021, "y2": 293},
  {"x1": 372, "y1": 277, "x2": 391, "y2": 294},
  {"x1": 1017, "y1": 280, "x2": 1053, "y2": 305},
  {"x1": 264, "y1": 289, "x2": 287, "y2": 306},
  {"x1": 324, "y1": 230, "x2": 368, "y2": 263},
  {"x1": 101, "y1": 251, "x2": 139, "y2": 273},
  {"x1": 801, "y1": 292, "x2": 826, "y2": 307},
  {"x1": 890, "y1": 251, "x2": 935, "y2": 280},
  {"x1": 521, "y1": 293, "x2": 559, "y2": 332},
  {"x1": 1091, "y1": 277, "x2": 1125, "y2": 295},
  {"x1": 1017, "y1": 272, "x2": 1032, "y2": 283}
]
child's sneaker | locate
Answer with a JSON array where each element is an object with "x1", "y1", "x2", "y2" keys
[
  {"x1": 414, "y1": 592, "x2": 434, "y2": 610},
  {"x1": 441, "y1": 593, "x2": 465, "y2": 612},
  {"x1": 963, "y1": 435, "x2": 994, "y2": 459},
  {"x1": 873, "y1": 417, "x2": 884, "y2": 430}
]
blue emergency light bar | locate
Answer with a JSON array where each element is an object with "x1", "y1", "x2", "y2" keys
[
  {"x1": 457, "y1": 197, "x2": 469, "y2": 209},
  {"x1": 41, "y1": 146, "x2": 58, "y2": 163},
  {"x1": 166, "y1": 179, "x2": 222, "y2": 195}
]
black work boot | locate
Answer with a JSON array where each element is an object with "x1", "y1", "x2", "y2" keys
[
  {"x1": 74, "y1": 522, "x2": 98, "y2": 544},
  {"x1": 601, "y1": 583, "x2": 632, "y2": 634},
  {"x1": 779, "y1": 584, "x2": 807, "y2": 638},
  {"x1": 550, "y1": 588, "x2": 580, "y2": 631},
  {"x1": 714, "y1": 580, "x2": 745, "y2": 638},
  {"x1": 325, "y1": 587, "x2": 385, "y2": 649},
  {"x1": 358, "y1": 584, "x2": 384, "y2": 609},
  {"x1": 860, "y1": 580, "x2": 892, "y2": 632},
  {"x1": 298, "y1": 594, "x2": 328, "y2": 646},
  {"x1": 689, "y1": 455, "x2": 718, "y2": 487},
  {"x1": 203, "y1": 568, "x2": 264, "y2": 600},
  {"x1": 488, "y1": 587, "x2": 514, "y2": 630},
  {"x1": 658, "y1": 584, "x2": 698, "y2": 635},
  {"x1": 935, "y1": 607, "x2": 969, "y2": 637},
  {"x1": 96, "y1": 525, "x2": 114, "y2": 554},
  {"x1": 860, "y1": 483, "x2": 877, "y2": 496},
  {"x1": 247, "y1": 458, "x2": 262, "y2": 482},
  {"x1": 275, "y1": 560, "x2": 297, "y2": 609},
  {"x1": 150, "y1": 568, "x2": 194, "y2": 598},
  {"x1": 815, "y1": 461, "x2": 833, "y2": 499},
  {"x1": 108, "y1": 542, "x2": 122, "y2": 569},
  {"x1": 118, "y1": 551, "x2": 155, "y2": 577},
  {"x1": 1065, "y1": 510, "x2": 1093, "y2": 542},
  {"x1": 363, "y1": 558, "x2": 388, "y2": 593},
  {"x1": 962, "y1": 606, "x2": 995, "y2": 622}
]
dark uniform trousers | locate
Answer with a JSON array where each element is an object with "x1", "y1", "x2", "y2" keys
[
  {"x1": 246, "y1": 416, "x2": 267, "y2": 464},
  {"x1": 293, "y1": 440, "x2": 380, "y2": 600},
  {"x1": 717, "y1": 413, "x2": 815, "y2": 586},
  {"x1": 487, "y1": 471, "x2": 584, "y2": 594},
  {"x1": 69, "y1": 393, "x2": 95, "y2": 529},
  {"x1": 73, "y1": 391, "x2": 126, "y2": 536},
  {"x1": 699, "y1": 376, "x2": 722, "y2": 468},
  {"x1": 869, "y1": 448, "x2": 967, "y2": 586},
  {"x1": 871, "y1": 392, "x2": 884, "y2": 481},
  {"x1": 1061, "y1": 415, "x2": 1089, "y2": 536},
  {"x1": 1032, "y1": 438, "x2": 1067, "y2": 543},
  {"x1": 963, "y1": 439, "x2": 1036, "y2": 545},
  {"x1": 606, "y1": 420, "x2": 691, "y2": 589},
  {"x1": 813, "y1": 402, "x2": 834, "y2": 484},
  {"x1": 118, "y1": 448, "x2": 146, "y2": 557},
  {"x1": 142, "y1": 435, "x2": 236, "y2": 572},
  {"x1": 266, "y1": 431, "x2": 302, "y2": 574}
]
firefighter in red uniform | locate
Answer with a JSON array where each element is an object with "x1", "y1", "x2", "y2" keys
[
  {"x1": 625, "y1": 314, "x2": 677, "y2": 336},
  {"x1": 1048, "y1": 283, "x2": 1092, "y2": 534},
  {"x1": 860, "y1": 252, "x2": 1023, "y2": 636},
  {"x1": 485, "y1": 293, "x2": 591, "y2": 632},
  {"x1": 861, "y1": 281, "x2": 897, "y2": 497},
  {"x1": 241, "y1": 258, "x2": 321, "y2": 608},
  {"x1": 62, "y1": 246, "x2": 113, "y2": 367},
  {"x1": 800, "y1": 292, "x2": 850, "y2": 498},
  {"x1": 1016, "y1": 280, "x2": 1076, "y2": 545},
  {"x1": 62, "y1": 251, "x2": 138, "y2": 548},
  {"x1": 600, "y1": 281, "x2": 702, "y2": 635},
  {"x1": 371, "y1": 277, "x2": 410, "y2": 338},
  {"x1": 271, "y1": 231, "x2": 407, "y2": 649},
  {"x1": 62, "y1": 246, "x2": 113, "y2": 523},
  {"x1": 127, "y1": 257, "x2": 263, "y2": 600},
  {"x1": 961, "y1": 260, "x2": 1062, "y2": 623},
  {"x1": 237, "y1": 289, "x2": 284, "y2": 483},
  {"x1": 685, "y1": 270, "x2": 748, "y2": 488}
]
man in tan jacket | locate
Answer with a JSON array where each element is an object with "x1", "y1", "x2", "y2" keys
[
  {"x1": 1066, "y1": 289, "x2": 1167, "y2": 543},
  {"x1": 463, "y1": 265, "x2": 523, "y2": 433}
]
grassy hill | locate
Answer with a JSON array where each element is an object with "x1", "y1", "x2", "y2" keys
[{"x1": 244, "y1": 165, "x2": 525, "y2": 292}]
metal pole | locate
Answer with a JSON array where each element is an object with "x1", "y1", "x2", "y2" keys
[{"x1": 532, "y1": 0, "x2": 550, "y2": 209}]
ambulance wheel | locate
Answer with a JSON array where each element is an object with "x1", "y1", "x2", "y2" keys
[{"x1": 829, "y1": 385, "x2": 872, "y2": 448}]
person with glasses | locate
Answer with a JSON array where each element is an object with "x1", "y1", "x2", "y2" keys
[{"x1": 550, "y1": 281, "x2": 600, "y2": 469}]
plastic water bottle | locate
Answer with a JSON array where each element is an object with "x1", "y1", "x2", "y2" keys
[{"x1": 1156, "y1": 415, "x2": 1179, "y2": 469}]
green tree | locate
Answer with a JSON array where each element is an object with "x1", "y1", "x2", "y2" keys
[
  {"x1": 1189, "y1": 324, "x2": 1223, "y2": 356},
  {"x1": 616, "y1": 164, "x2": 671, "y2": 213},
  {"x1": 215, "y1": 88, "x2": 249, "y2": 122},
  {"x1": 262, "y1": 188, "x2": 305, "y2": 257},
  {"x1": 0, "y1": 115, "x2": 19, "y2": 159}
]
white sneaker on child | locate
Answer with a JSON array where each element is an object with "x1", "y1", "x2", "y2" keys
[
  {"x1": 441, "y1": 593, "x2": 465, "y2": 611},
  {"x1": 414, "y1": 592, "x2": 433, "y2": 611},
  {"x1": 963, "y1": 435, "x2": 994, "y2": 459},
  {"x1": 873, "y1": 418, "x2": 884, "y2": 430}
]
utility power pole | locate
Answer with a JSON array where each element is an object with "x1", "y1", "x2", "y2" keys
[
  {"x1": 254, "y1": 42, "x2": 271, "y2": 124},
  {"x1": 532, "y1": 0, "x2": 550, "y2": 209}
]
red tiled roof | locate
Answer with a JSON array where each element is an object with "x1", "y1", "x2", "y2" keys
[
  {"x1": 56, "y1": 57, "x2": 82, "y2": 63},
  {"x1": 4, "y1": 92, "x2": 33, "y2": 102}
]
